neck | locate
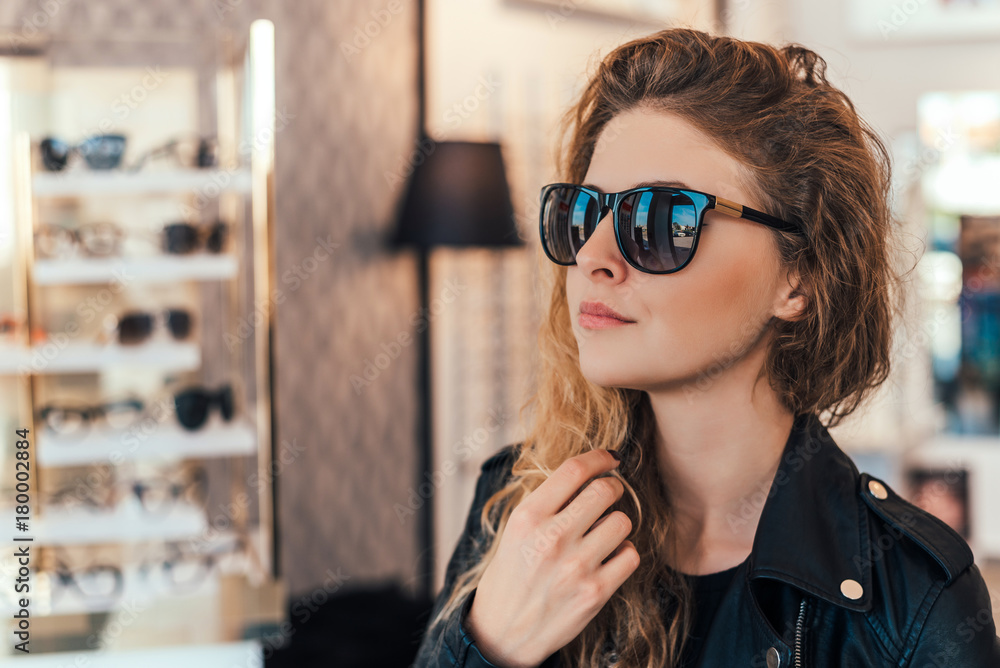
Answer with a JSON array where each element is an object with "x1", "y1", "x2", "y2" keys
[{"x1": 647, "y1": 343, "x2": 796, "y2": 574}]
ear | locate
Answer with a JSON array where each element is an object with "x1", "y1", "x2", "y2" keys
[{"x1": 774, "y1": 266, "x2": 809, "y2": 323}]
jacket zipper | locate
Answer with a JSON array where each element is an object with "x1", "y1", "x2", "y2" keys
[{"x1": 794, "y1": 596, "x2": 808, "y2": 668}]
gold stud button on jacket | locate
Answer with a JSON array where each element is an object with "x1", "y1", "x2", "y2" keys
[{"x1": 413, "y1": 412, "x2": 1000, "y2": 667}]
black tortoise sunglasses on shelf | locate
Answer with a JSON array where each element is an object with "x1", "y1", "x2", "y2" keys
[{"x1": 538, "y1": 182, "x2": 806, "y2": 274}]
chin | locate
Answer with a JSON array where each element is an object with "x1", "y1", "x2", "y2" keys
[{"x1": 578, "y1": 358, "x2": 642, "y2": 389}]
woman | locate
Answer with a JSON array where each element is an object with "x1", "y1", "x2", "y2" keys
[{"x1": 413, "y1": 28, "x2": 1000, "y2": 668}]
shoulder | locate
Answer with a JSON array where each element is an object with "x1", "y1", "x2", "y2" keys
[
  {"x1": 857, "y1": 473, "x2": 1000, "y2": 663},
  {"x1": 480, "y1": 442, "x2": 520, "y2": 475},
  {"x1": 858, "y1": 472, "x2": 973, "y2": 584},
  {"x1": 469, "y1": 443, "x2": 521, "y2": 505}
]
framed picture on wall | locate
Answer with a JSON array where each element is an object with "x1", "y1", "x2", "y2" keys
[
  {"x1": 904, "y1": 466, "x2": 971, "y2": 540},
  {"x1": 848, "y1": 0, "x2": 1000, "y2": 43}
]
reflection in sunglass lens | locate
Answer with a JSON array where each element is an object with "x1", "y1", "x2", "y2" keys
[
  {"x1": 541, "y1": 186, "x2": 599, "y2": 264},
  {"x1": 618, "y1": 190, "x2": 698, "y2": 272}
]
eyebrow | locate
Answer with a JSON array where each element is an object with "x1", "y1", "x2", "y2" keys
[{"x1": 581, "y1": 179, "x2": 694, "y2": 193}]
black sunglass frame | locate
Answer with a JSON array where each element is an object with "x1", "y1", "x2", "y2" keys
[{"x1": 539, "y1": 183, "x2": 806, "y2": 275}]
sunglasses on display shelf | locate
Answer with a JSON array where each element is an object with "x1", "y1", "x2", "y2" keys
[
  {"x1": 39, "y1": 134, "x2": 127, "y2": 171},
  {"x1": 173, "y1": 383, "x2": 234, "y2": 431},
  {"x1": 42, "y1": 560, "x2": 124, "y2": 605},
  {"x1": 34, "y1": 222, "x2": 124, "y2": 259},
  {"x1": 538, "y1": 182, "x2": 806, "y2": 274},
  {"x1": 162, "y1": 220, "x2": 228, "y2": 254},
  {"x1": 37, "y1": 398, "x2": 144, "y2": 437},
  {"x1": 130, "y1": 466, "x2": 209, "y2": 515},
  {"x1": 126, "y1": 135, "x2": 218, "y2": 172},
  {"x1": 134, "y1": 535, "x2": 248, "y2": 594},
  {"x1": 97, "y1": 308, "x2": 194, "y2": 346},
  {"x1": 44, "y1": 466, "x2": 209, "y2": 516}
]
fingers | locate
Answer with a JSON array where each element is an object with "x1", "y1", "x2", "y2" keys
[
  {"x1": 598, "y1": 539, "x2": 640, "y2": 586},
  {"x1": 524, "y1": 449, "x2": 621, "y2": 519},
  {"x1": 556, "y1": 474, "x2": 625, "y2": 539},
  {"x1": 582, "y1": 510, "x2": 633, "y2": 566}
]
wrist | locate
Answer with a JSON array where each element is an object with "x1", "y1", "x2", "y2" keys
[{"x1": 460, "y1": 590, "x2": 539, "y2": 668}]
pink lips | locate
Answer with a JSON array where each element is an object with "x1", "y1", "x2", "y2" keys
[{"x1": 578, "y1": 301, "x2": 636, "y2": 329}]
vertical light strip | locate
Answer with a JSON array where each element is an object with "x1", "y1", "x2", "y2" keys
[
  {"x1": 0, "y1": 61, "x2": 13, "y2": 266},
  {"x1": 249, "y1": 18, "x2": 277, "y2": 579}
]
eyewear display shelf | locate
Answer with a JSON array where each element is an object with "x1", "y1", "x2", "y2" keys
[{"x1": 0, "y1": 23, "x2": 283, "y2": 662}]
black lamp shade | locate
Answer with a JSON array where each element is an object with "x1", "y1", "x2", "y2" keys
[{"x1": 392, "y1": 140, "x2": 521, "y2": 249}]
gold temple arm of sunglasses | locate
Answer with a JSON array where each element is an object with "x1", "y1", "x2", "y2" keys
[{"x1": 714, "y1": 197, "x2": 743, "y2": 218}]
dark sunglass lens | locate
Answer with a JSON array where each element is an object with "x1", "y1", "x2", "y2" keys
[
  {"x1": 117, "y1": 312, "x2": 153, "y2": 345},
  {"x1": 163, "y1": 223, "x2": 199, "y2": 254},
  {"x1": 619, "y1": 190, "x2": 698, "y2": 272},
  {"x1": 216, "y1": 385, "x2": 234, "y2": 421},
  {"x1": 40, "y1": 138, "x2": 70, "y2": 171},
  {"x1": 541, "y1": 186, "x2": 597, "y2": 264},
  {"x1": 165, "y1": 309, "x2": 192, "y2": 339},
  {"x1": 206, "y1": 221, "x2": 227, "y2": 253},
  {"x1": 174, "y1": 389, "x2": 209, "y2": 430},
  {"x1": 79, "y1": 134, "x2": 126, "y2": 170}
]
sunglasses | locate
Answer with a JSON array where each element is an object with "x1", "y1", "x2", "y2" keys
[
  {"x1": 38, "y1": 398, "x2": 144, "y2": 436},
  {"x1": 45, "y1": 466, "x2": 207, "y2": 516},
  {"x1": 99, "y1": 309, "x2": 193, "y2": 346},
  {"x1": 127, "y1": 136, "x2": 218, "y2": 172},
  {"x1": 46, "y1": 560, "x2": 124, "y2": 603},
  {"x1": 40, "y1": 134, "x2": 127, "y2": 171},
  {"x1": 173, "y1": 384, "x2": 234, "y2": 431},
  {"x1": 34, "y1": 222, "x2": 124, "y2": 259},
  {"x1": 539, "y1": 183, "x2": 805, "y2": 274},
  {"x1": 130, "y1": 466, "x2": 209, "y2": 515},
  {"x1": 162, "y1": 220, "x2": 227, "y2": 254}
]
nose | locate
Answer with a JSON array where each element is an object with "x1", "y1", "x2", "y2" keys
[{"x1": 574, "y1": 205, "x2": 629, "y2": 281}]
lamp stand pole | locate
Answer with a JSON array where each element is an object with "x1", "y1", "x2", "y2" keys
[{"x1": 417, "y1": 247, "x2": 434, "y2": 603}]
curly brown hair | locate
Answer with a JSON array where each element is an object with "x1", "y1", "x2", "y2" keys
[{"x1": 423, "y1": 27, "x2": 911, "y2": 667}]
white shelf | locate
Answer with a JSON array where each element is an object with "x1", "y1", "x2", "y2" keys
[
  {"x1": 37, "y1": 416, "x2": 257, "y2": 466},
  {"x1": 0, "y1": 641, "x2": 262, "y2": 666},
  {"x1": 1, "y1": 500, "x2": 207, "y2": 546},
  {"x1": 34, "y1": 254, "x2": 238, "y2": 285},
  {"x1": 0, "y1": 341, "x2": 200, "y2": 375},
  {"x1": 31, "y1": 167, "x2": 252, "y2": 197}
]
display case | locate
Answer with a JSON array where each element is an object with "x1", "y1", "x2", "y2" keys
[{"x1": 0, "y1": 21, "x2": 282, "y2": 661}]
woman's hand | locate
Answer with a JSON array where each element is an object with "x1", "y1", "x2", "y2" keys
[{"x1": 464, "y1": 449, "x2": 639, "y2": 668}]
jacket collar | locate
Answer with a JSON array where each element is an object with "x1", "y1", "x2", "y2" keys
[{"x1": 746, "y1": 411, "x2": 873, "y2": 612}]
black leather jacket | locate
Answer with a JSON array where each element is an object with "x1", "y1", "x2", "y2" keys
[{"x1": 413, "y1": 412, "x2": 1000, "y2": 667}]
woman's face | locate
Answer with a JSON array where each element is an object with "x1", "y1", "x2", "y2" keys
[{"x1": 565, "y1": 105, "x2": 799, "y2": 393}]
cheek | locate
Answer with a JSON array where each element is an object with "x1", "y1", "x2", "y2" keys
[{"x1": 646, "y1": 237, "x2": 775, "y2": 351}]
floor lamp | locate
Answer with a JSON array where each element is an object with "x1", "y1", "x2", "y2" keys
[{"x1": 390, "y1": 140, "x2": 522, "y2": 602}]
